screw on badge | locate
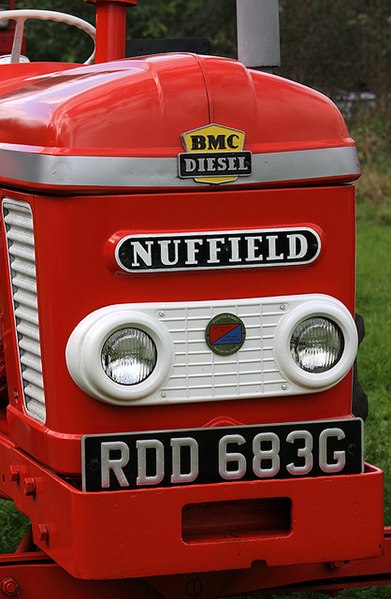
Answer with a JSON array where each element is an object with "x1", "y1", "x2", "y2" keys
[
  {"x1": 348, "y1": 443, "x2": 358, "y2": 456},
  {"x1": 186, "y1": 578, "x2": 203, "y2": 597},
  {"x1": 88, "y1": 459, "x2": 100, "y2": 472},
  {"x1": 205, "y1": 313, "x2": 245, "y2": 356}
]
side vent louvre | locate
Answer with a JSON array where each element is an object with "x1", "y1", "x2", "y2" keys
[{"x1": 2, "y1": 199, "x2": 46, "y2": 423}]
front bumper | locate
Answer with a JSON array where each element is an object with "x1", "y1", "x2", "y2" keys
[{"x1": 1, "y1": 431, "x2": 384, "y2": 580}]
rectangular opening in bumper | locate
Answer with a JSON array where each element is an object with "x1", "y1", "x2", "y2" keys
[{"x1": 183, "y1": 497, "x2": 291, "y2": 543}]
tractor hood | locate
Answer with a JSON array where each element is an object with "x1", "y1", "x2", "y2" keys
[{"x1": 0, "y1": 54, "x2": 360, "y2": 192}]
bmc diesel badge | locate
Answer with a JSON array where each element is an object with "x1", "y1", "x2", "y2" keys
[
  {"x1": 205, "y1": 313, "x2": 246, "y2": 356},
  {"x1": 178, "y1": 123, "x2": 252, "y2": 184}
]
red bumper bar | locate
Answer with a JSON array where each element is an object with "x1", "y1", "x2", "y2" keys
[{"x1": 0, "y1": 426, "x2": 383, "y2": 581}]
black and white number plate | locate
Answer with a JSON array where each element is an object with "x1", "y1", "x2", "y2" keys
[{"x1": 82, "y1": 419, "x2": 363, "y2": 492}]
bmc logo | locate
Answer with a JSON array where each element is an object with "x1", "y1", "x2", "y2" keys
[
  {"x1": 179, "y1": 123, "x2": 250, "y2": 184},
  {"x1": 190, "y1": 132, "x2": 241, "y2": 151}
]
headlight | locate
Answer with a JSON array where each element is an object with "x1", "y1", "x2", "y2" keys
[
  {"x1": 101, "y1": 328, "x2": 157, "y2": 385},
  {"x1": 275, "y1": 297, "x2": 358, "y2": 390},
  {"x1": 66, "y1": 306, "x2": 174, "y2": 405},
  {"x1": 290, "y1": 317, "x2": 344, "y2": 373}
]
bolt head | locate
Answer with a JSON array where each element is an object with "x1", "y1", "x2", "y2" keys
[
  {"x1": 38, "y1": 523, "x2": 49, "y2": 543},
  {"x1": 23, "y1": 477, "x2": 36, "y2": 497},
  {"x1": 328, "y1": 560, "x2": 350, "y2": 570},
  {"x1": 0, "y1": 577, "x2": 19, "y2": 597},
  {"x1": 9, "y1": 466, "x2": 19, "y2": 483}
]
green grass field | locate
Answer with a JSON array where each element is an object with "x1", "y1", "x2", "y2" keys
[{"x1": 356, "y1": 220, "x2": 391, "y2": 525}]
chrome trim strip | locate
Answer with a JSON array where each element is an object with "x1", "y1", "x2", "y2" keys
[{"x1": 0, "y1": 145, "x2": 360, "y2": 188}]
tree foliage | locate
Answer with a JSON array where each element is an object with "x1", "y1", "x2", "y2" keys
[
  {"x1": 279, "y1": 0, "x2": 391, "y2": 110},
  {"x1": 12, "y1": 0, "x2": 391, "y2": 112},
  {"x1": 16, "y1": 0, "x2": 236, "y2": 62}
]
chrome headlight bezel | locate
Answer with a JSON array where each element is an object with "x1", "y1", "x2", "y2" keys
[
  {"x1": 274, "y1": 297, "x2": 358, "y2": 389},
  {"x1": 66, "y1": 306, "x2": 174, "y2": 405}
]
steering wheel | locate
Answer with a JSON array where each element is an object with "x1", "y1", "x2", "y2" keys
[{"x1": 0, "y1": 10, "x2": 96, "y2": 65}]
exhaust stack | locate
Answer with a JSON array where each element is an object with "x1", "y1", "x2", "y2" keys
[
  {"x1": 236, "y1": 0, "x2": 280, "y2": 71},
  {"x1": 85, "y1": 0, "x2": 137, "y2": 62}
]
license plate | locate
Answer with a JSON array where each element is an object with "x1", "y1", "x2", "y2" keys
[{"x1": 82, "y1": 419, "x2": 363, "y2": 492}]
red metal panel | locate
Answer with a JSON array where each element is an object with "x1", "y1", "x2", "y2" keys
[
  {"x1": 0, "y1": 558, "x2": 161, "y2": 599},
  {"x1": 0, "y1": 1, "x2": 21, "y2": 57},
  {"x1": 0, "y1": 184, "x2": 356, "y2": 474},
  {"x1": 0, "y1": 55, "x2": 210, "y2": 154},
  {"x1": 200, "y1": 55, "x2": 353, "y2": 154},
  {"x1": 223, "y1": 528, "x2": 391, "y2": 597},
  {"x1": 1, "y1": 530, "x2": 391, "y2": 598}
]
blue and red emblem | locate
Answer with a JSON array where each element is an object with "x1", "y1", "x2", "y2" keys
[{"x1": 205, "y1": 313, "x2": 246, "y2": 356}]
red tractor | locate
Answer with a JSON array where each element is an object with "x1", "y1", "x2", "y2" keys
[{"x1": 0, "y1": 1, "x2": 387, "y2": 597}]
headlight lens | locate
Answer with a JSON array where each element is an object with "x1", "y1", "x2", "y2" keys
[
  {"x1": 101, "y1": 328, "x2": 157, "y2": 385},
  {"x1": 290, "y1": 317, "x2": 344, "y2": 373}
]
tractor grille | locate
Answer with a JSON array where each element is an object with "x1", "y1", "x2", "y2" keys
[
  {"x1": 2, "y1": 199, "x2": 46, "y2": 423},
  {"x1": 158, "y1": 300, "x2": 287, "y2": 401}
]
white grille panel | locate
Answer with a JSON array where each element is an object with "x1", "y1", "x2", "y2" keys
[
  {"x1": 67, "y1": 294, "x2": 357, "y2": 406},
  {"x1": 2, "y1": 199, "x2": 46, "y2": 423},
  {"x1": 158, "y1": 301, "x2": 287, "y2": 401}
]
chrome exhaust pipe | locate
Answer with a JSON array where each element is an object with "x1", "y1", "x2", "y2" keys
[{"x1": 236, "y1": 0, "x2": 280, "y2": 71}]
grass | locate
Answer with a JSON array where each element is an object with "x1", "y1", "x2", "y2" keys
[
  {"x1": 353, "y1": 113, "x2": 391, "y2": 227},
  {"x1": 350, "y1": 113, "x2": 391, "y2": 526},
  {"x1": 0, "y1": 500, "x2": 30, "y2": 553},
  {"x1": 266, "y1": 591, "x2": 391, "y2": 599},
  {"x1": 356, "y1": 220, "x2": 391, "y2": 524}
]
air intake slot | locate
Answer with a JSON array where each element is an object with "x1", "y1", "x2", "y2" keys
[
  {"x1": 182, "y1": 497, "x2": 291, "y2": 543},
  {"x1": 2, "y1": 199, "x2": 46, "y2": 423}
]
